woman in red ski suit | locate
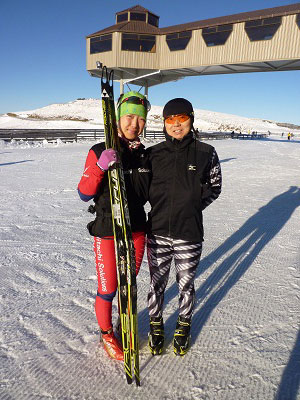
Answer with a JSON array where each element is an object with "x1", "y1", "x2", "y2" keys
[{"x1": 78, "y1": 91, "x2": 151, "y2": 360}]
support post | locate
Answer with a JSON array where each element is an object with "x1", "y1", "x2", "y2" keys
[{"x1": 143, "y1": 84, "x2": 148, "y2": 139}]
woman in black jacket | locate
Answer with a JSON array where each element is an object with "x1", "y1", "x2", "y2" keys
[{"x1": 146, "y1": 98, "x2": 222, "y2": 356}]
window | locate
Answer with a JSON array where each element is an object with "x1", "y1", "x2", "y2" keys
[
  {"x1": 116, "y1": 13, "x2": 128, "y2": 23},
  {"x1": 296, "y1": 13, "x2": 300, "y2": 29},
  {"x1": 148, "y1": 13, "x2": 159, "y2": 27},
  {"x1": 202, "y1": 24, "x2": 233, "y2": 46},
  {"x1": 245, "y1": 16, "x2": 282, "y2": 41},
  {"x1": 166, "y1": 31, "x2": 192, "y2": 51},
  {"x1": 90, "y1": 34, "x2": 112, "y2": 54},
  {"x1": 121, "y1": 33, "x2": 156, "y2": 52},
  {"x1": 130, "y1": 12, "x2": 146, "y2": 22}
]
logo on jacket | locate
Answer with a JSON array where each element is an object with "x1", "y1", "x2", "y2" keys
[
  {"x1": 188, "y1": 165, "x2": 196, "y2": 171},
  {"x1": 138, "y1": 168, "x2": 150, "y2": 173},
  {"x1": 83, "y1": 166, "x2": 90, "y2": 177}
]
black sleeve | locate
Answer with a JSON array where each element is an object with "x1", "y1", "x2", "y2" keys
[{"x1": 201, "y1": 149, "x2": 222, "y2": 210}]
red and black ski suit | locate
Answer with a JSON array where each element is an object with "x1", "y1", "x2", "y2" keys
[{"x1": 78, "y1": 141, "x2": 150, "y2": 331}]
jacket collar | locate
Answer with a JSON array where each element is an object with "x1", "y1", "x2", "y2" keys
[
  {"x1": 165, "y1": 131, "x2": 194, "y2": 149},
  {"x1": 120, "y1": 138, "x2": 145, "y2": 153}
]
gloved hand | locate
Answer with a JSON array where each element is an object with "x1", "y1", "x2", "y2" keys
[{"x1": 97, "y1": 149, "x2": 118, "y2": 171}]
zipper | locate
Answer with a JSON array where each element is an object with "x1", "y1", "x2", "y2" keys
[{"x1": 168, "y1": 145, "x2": 178, "y2": 236}]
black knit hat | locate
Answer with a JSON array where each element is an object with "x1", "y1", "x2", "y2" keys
[{"x1": 163, "y1": 98, "x2": 194, "y2": 120}]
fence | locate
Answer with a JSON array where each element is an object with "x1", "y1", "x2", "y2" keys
[
  {"x1": 0, "y1": 129, "x2": 256, "y2": 142},
  {"x1": 232, "y1": 133, "x2": 267, "y2": 139},
  {"x1": 0, "y1": 129, "x2": 101, "y2": 142}
]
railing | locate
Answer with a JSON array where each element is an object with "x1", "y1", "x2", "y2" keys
[
  {"x1": 0, "y1": 129, "x2": 102, "y2": 142},
  {"x1": 145, "y1": 131, "x2": 233, "y2": 140},
  {"x1": 0, "y1": 129, "x2": 164, "y2": 142},
  {"x1": 0, "y1": 129, "x2": 266, "y2": 142},
  {"x1": 232, "y1": 133, "x2": 267, "y2": 139},
  {"x1": 198, "y1": 132, "x2": 232, "y2": 140}
]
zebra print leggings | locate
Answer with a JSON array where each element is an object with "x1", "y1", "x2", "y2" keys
[{"x1": 147, "y1": 235, "x2": 202, "y2": 320}]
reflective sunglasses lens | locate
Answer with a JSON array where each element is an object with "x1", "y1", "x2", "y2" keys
[{"x1": 165, "y1": 114, "x2": 190, "y2": 124}]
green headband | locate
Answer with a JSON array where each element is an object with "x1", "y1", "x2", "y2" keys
[{"x1": 117, "y1": 91, "x2": 149, "y2": 121}]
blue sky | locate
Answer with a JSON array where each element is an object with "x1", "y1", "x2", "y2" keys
[{"x1": 0, "y1": 0, "x2": 299, "y2": 124}]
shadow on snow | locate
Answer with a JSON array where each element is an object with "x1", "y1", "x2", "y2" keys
[
  {"x1": 138, "y1": 186, "x2": 300, "y2": 395},
  {"x1": 275, "y1": 328, "x2": 300, "y2": 400},
  {"x1": 188, "y1": 186, "x2": 300, "y2": 342},
  {"x1": 0, "y1": 160, "x2": 34, "y2": 166},
  {"x1": 263, "y1": 138, "x2": 300, "y2": 144},
  {"x1": 220, "y1": 158, "x2": 237, "y2": 163}
]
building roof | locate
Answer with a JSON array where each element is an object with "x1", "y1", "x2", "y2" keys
[
  {"x1": 116, "y1": 5, "x2": 159, "y2": 17},
  {"x1": 87, "y1": 20, "x2": 160, "y2": 37},
  {"x1": 87, "y1": 2, "x2": 300, "y2": 38},
  {"x1": 160, "y1": 3, "x2": 300, "y2": 33}
]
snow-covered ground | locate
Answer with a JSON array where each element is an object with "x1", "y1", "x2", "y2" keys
[
  {"x1": 1, "y1": 98, "x2": 299, "y2": 136},
  {"x1": 0, "y1": 134, "x2": 299, "y2": 400}
]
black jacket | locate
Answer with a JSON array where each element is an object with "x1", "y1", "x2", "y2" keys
[
  {"x1": 87, "y1": 141, "x2": 150, "y2": 237},
  {"x1": 147, "y1": 132, "x2": 222, "y2": 242}
]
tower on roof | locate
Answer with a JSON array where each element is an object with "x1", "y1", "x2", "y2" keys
[{"x1": 115, "y1": 5, "x2": 159, "y2": 27}]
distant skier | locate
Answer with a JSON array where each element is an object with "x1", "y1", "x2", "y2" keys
[
  {"x1": 288, "y1": 132, "x2": 291, "y2": 140},
  {"x1": 146, "y1": 98, "x2": 222, "y2": 356},
  {"x1": 77, "y1": 91, "x2": 151, "y2": 360}
]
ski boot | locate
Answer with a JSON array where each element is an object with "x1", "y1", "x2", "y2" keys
[
  {"x1": 148, "y1": 316, "x2": 164, "y2": 355},
  {"x1": 173, "y1": 316, "x2": 191, "y2": 356},
  {"x1": 101, "y1": 327, "x2": 123, "y2": 361}
]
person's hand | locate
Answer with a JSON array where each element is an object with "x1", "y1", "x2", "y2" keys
[{"x1": 97, "y1": 149, "x2": 118, "y2": 171}]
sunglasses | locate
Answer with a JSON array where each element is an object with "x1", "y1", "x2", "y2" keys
[
  {"x1": 117, "y1": 96, "x2": 151, "y2": 112},
  {"x1": 165, "y1": 113, "x2": 191, "y2": 124}
]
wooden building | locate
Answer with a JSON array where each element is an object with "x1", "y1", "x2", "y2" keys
[{"x1": 86, "y1": 4, "x2": 300, "y2": 88}]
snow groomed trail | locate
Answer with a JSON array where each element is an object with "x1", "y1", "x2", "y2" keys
[{"x1": 0, "y1": 137, "x2": 299, "y2": 400}]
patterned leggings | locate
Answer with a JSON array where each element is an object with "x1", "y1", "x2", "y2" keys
[{"x1": 147, "y1": 235, "x2": 202, "y2": 320}]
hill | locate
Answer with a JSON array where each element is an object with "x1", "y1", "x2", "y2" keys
[{"x1": 0, "y1": 98, "x2": 298, "y2": 134}]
